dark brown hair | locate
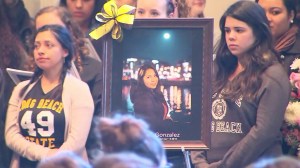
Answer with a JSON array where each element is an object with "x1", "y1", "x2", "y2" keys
[{"x1": 215, "y1": 1, "x2": 278, "y2": 100}]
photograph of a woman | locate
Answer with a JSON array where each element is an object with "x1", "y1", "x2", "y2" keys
[{"x1": 130, "y1": 63, "x2": 171, "y2": 132}]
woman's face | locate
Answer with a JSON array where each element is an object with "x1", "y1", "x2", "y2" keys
[
  {"x1": 35, "y1": 12, "x2": 66, "y2": 30},
  {"x1": 136, "y1": 0, "x2": 168, "y2": 18},
  {"x1": 257, "y1": 0, "x2": 294, "y2": 40},
  {"x1": 66, "y1": 0, "x2": 95, "y2": 26},
  {"x1": 34, "y1": 30, "x2": 68, "y2": 72},
  {"x1": 225, "y1": 17, "x2": 256, "y2": 57},
  {"x1": 186, "y1": 0, "x2": 206, "y2": 17},
  {"x1": 143, "y1": 68, "x2": 159, "y2": 89}
]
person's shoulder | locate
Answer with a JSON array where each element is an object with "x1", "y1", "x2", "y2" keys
[
  {"x1": 16, "y1": 80, "x2": 31, "y2": 89},
  {"x1": 130, "y1": 86, "x2": 151, "y2": 102},
  {"x1": 10, "y1": 80, "x2": 31, "y2": 95},
  {"x1": 82, "y1": 55, "x2": 102, "y2": 68},
  {"x1": 285, "y1": 31, "x2": 300, "y2": 54},
  {"x1": 262, "y1": 63, "x2": 289, "y2": 86},
  {"x1": 263, "y1": 63, "x2": 286, "y2": 77},
  {"x1": 65, "y1": 74, "x2": 89, "y2": 89}
]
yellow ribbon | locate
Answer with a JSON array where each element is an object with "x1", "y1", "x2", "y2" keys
[{"x1": 89, "y1": 0, "x2": 135, "y2": 41}]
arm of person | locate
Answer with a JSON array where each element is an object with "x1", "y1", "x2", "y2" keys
[
  {"x1": 190, "y1": 150, "x2": 210, "y2": 168},
  {"x1": 58, "y1": 81, "x2": 94, "y2": 154},
  {"x1": 208, "y1": 72, "x2": 290, "y2": 168},
  {"x1": 90, "y1": 61, "x2": 103, "y2": 117},
  {"x1": 5, "y1": 82, "x2": 51, "y2": 161}
]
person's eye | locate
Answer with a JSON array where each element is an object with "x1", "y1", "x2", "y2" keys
[
  {"x1": 151, "y1": 11, "x2": 160, "y2": 17},
  {"x1": 224, "y1": 28, "x2": 230, "y2": 33},
  {"x1": 137, "y1": 9, "x2": 144, "y2": 15},
  {"x1": 34, "y1": 43, "x2": 40, "y2": 50},
  {"x1": 271, "y1": 9, "x2": 281, "y2": 15},
  {"x1": 235, "y1": 28, "x2": 245, "y2": 33},
  {"x1": 45, "y1": 42, "x2": 55, "y2": 48}
]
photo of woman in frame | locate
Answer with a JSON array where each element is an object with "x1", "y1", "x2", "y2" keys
[{"x1": 130, "y1": 63, "x2": 172, "y2": 132}]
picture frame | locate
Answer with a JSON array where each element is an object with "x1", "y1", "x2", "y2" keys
[
  {"x1": 101, "y1": 19, "x2": 213, "y2": 149},
  {"x1": 6, "y1": 62, "x2": 81, "y2": 85},
  {"x1": 6, "y1": 68, "x2": 33, "y2": 85}
]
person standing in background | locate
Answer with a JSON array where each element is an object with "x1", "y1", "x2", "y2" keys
[
  {"x1": 191, "y1": 1, "x2": 290, "y2": 167},
  {"x1": 256, "y1": 0, "x2": 300, "y2": 157},
  {"x1": 59, "y1": 0, "x2": 105, "y2": 35},
  {"x1": 5, "y1": 24, "x2": 94, "y2": 168},
  {"x1": 256, "y1": 0, "x2": 300, "y2": 73},
  {"x1": 0, "y1": 0, "x2": 32, "y2": 167},
  {"x1": 60, "y1": 0, "x2": 106, "y2": 61},
  {"x1": 177, "y1": 0, "x2": 206, "y2": 18},
  {"x1": 135, "y1": 0, "x2": 175, "y2": 18}
]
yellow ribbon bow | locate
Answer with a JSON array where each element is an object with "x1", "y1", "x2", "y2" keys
[{"x1": 89, "y1": 0, "x2": 135, "y2": 41}]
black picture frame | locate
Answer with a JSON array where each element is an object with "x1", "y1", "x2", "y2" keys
[{"x1": 101, "y1": 19, "x2": 213, "y2": 149}]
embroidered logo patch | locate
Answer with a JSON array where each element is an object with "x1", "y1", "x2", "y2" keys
[{"x1": 212, "y1": 98, "x2": 227, "y2": 120}]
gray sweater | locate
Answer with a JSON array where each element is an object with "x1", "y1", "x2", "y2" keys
[{"x1": 191, "y1": 63, "x2": 290, "y2": 168}]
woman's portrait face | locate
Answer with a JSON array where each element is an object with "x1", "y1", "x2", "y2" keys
[
  {"x1": 34, "y1": 30, "x2": 68, "y2": 71},
  {"x1": 225, "y1": 16, "x2": 255, "y2": 57},
  {"x1": 186, "y1": 0, "x2": 206, "y2": 17},
  {"x1": 257, "y1": 0, "x2": 294, "y2": 40},
  {"x1": 143, "y1": 68, "x2": 159, "y2": 89},
  {"x1": 136, "y1": 0, "x2": 168, "y2": 18},
  {"x1": 66, "y1": 0, "x2": 95, "y2": 25}
]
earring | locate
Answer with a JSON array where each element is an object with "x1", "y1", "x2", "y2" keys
[{"x1": 291, "y1": 19, "x2": 294, "y2": 23}]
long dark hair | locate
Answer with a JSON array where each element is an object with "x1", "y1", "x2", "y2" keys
[
  {"x1": 215, "y1": 1, "x2": 278, "y2": 100},
  {"x1": 167, "y1": 0, "x2": 175, "y2": 16},
  {"x1": 59, "y1": 0, "x2": 105, "y2": 28},
  {"x1": 130, "y1": 63, "x2": 165, "y2": 103},
  {"x1": 19, "y1": 25, "x2": 75, "y2": 97},
  {"x1": 0, "y1": 0, "x2": 27, "y2": 70}
]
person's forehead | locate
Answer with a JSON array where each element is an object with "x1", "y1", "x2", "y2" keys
[{"x1": 36, "y1": 13, "x2": 66, "y2": 29}]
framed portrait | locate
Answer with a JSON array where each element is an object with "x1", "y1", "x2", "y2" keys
[{"x1": 101, "y1": 19, "x2": 213, "y2": 149}]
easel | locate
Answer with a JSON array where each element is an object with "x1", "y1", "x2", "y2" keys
[{"x1": 181, "y1": 147, "x2": 191, "y2": 168}]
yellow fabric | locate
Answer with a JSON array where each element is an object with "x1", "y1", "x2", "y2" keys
[{"x1": 89, "y1": 0, "x2": 135, "y2": 40}]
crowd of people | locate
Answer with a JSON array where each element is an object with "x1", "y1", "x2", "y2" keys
[{"x1": 1, "y1": 0, "x2": 300, "y2": 167}]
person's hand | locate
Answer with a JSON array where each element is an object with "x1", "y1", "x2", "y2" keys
[{"x1": 4, "y1": 0, "x2": 18, "y2": 6}]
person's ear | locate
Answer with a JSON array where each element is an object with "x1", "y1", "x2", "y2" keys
[
  {"x1": 63, "y1": 49, "x2": 69, "y2": 58},
  {"x1": 168, "y1": 12, "x2": 175, "y2": 18},
  {"x1": 289, "y1": 10, "x2": 295, "y2": 24}
]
